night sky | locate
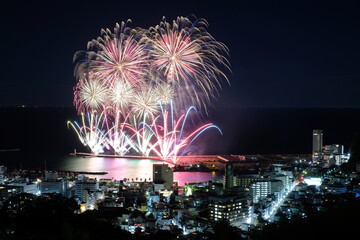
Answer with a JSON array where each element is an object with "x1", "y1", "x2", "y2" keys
[{"x1": 1, "y1": 0, "x2": 360, "y2": 108}]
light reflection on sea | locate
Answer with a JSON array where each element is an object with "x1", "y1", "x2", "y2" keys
[{"x1": 59, "y1": 156, "x2": 222, "y2": 186}]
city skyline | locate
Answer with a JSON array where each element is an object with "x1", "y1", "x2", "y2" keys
[{"x1": 1, "y1": 1, "x2": 360, "y2": 108}]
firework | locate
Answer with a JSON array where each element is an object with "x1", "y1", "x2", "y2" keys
[
  {"x1": 70, "y1": 16, "x2": 230, "y2": 160},
  {"x1": 145, "y1": 16, "x2": 230, "y2": 112},
  {"x1": 74, "y1": 20, "x2": 149, "y2": 86},
  {"x1": 154, "y1": 82, "x2": 174, "y2": 105},
  {"x1": 148, "y1": 104, "x2": 222, "y2": 163},
  {"x1": 131, "y1": 87, "x2": 159, "y2": 118},
  {"x1": 122, "y1": 103, "x2": 221, "y2": 162},
  {"x1": 106, "y1": 111, "x2": 135, "y2": 155},
  {"x1": 108, "y1": 79, "x2": 135, "y2": 111},
  {"x1": 67, "y1": 111, "x2": 109, "y2": 155},
  {"x1": 73, "y1": 73, "x2": 109, "y2": 112}
]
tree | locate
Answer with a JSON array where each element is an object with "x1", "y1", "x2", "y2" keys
[{"x1": 210, "y1": 220, "x2": 242, "y2": 240}]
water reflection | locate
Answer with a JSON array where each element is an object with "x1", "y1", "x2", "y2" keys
[{"x1": 61, "y1": 156, "x2": 222, "y2": 186}]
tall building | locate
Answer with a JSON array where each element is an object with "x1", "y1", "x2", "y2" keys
[
  {"x1": 312, "y1": 129, "x2": 323, "y2": 162},
  {"x1": 153, "y1": 164, "x2": 173, "y2": 190},
  {"x1": 224, "y1": 163, "x2": 234, "y2": 189}
]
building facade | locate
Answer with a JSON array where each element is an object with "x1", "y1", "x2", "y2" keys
[
  {"x1": 313, "y1": 129, "x2": 323, "y2": 162},
  {"x1": 153, "y1": 164, "x2": 173, "y2": 190},
  {"x1": 208, "y1": 196, "x2": 248, "y2": 224}
]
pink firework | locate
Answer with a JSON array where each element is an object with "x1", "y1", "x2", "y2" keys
[
  {"x1": 75, "y1": 20, "x2": 149, "y2": 87},
  {"x1": 145, "y1": 16, "x2": 230, "y2": 112}
]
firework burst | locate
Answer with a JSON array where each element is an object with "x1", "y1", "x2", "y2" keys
[
  {"x1": 154, "y1": 82, "x2": 174, "y2": 105},
  {"x1": 145, "y1": 16, "x2": 230, "y2": 112},
  {"x1": 131, "y1": 87, "x2": 159, "y2": 118},
  {"x1": 108, "y1": 79, "x2": 135, "y2": 111},
  {"x1": 73, "y1": 73, "x2": 108, "y2": 112},
  {"x1": 74, "y1": 20, "x2": 149, "y2": 86}
]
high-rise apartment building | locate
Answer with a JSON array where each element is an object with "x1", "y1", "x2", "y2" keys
[
  {"x1": 224, "y1": 163, "x2": 234, "y2": 189},
  {"x1": 312, "y1": 129, "x2": 323, "y2": 162}
]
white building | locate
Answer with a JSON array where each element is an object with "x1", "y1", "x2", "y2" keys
[
  {"x1": 249, "y1": 180, "x2": 283, "y2": 203},
  {"x1": 75, "y1": 176, "x2": 99, "y2": 199}
]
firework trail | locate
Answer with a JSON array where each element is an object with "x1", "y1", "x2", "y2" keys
[
  {"x1": 147, "y1": 103, "x2": 222, "y2": 163},
  {"x1": 67, "y1": 111, "x2": 110, "y2": 155},
  {"x1": 106, "y1": 110, "x2": 135, "y2": 155}
]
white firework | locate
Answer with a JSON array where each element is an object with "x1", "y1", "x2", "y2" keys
[
  {"x1": 131, "y1": 87, "x2": 159, "y2": 118},
  {"x1": 79, "y1": 77, "x2": 108, "y2": 110},
  {"x1": 155, "y1": 83, "x2": 174, "y2": 105},
  {"x1": 108, "y1": 79, "x2": 135, "y2": 110}
]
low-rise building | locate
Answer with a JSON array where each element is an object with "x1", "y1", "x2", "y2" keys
[{"x1": 208, "y1": 196, "x2": 248, "y2": 225}]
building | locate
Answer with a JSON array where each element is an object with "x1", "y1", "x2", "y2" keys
[
  {"x1": 208, "y1": 196, "x2": 248, "y2": 225},
  {"x1": 313, "y1": 129, "x2": 323, "y2": 162},
  {"x1": 249, "y1": 180, "x2": 283, "y2": 203},
  {"x1": 0, "y1": 165, "x2": 5, "y2": 184},
  {"x1": 324, "y1": 144, "x2": 344, "y2": 155},
  {"x1": 40, "y1": 178, "x2": 68, "y2": 196},
  {"x1": 234, "y1": 174, "x2": 262, "y2": 188},
  {"x1": 323, "y1": 144, "x2": 349, "y2": 166},
  {"x1": 75, "y1": 176, "x2": 99, "y2": 199},
  {"x1": 45, "y1": 171, "x2": 59, "y2": 180},
  {"x1": 224, "y1": 163, "x2": 234, "y2": 189},
  {"x1": 153, "y1": 164, "x2": 173, "y2": 190},
  {"x1": 8, "y1": 182, "x2": 38, "y2": 195}
]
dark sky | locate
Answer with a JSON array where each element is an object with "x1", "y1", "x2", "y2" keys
[{"x1": 1, "y1": 0, "x2": 360, "y2": 108}]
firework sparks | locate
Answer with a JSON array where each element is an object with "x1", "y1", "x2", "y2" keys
[
  {"x1": 147, "y1": 104, "x2": 222, "y2": 163},
  {"x1": 145, "y1": 16, "x2": 230, "y2": 112},
  {"x1": 74, "y1": 74, "x2": 108, "y2": 112},
  {"x1": 67, "y1": 111, "x2": 109, "y2": 155},
  {"x1": 70, "y1": 16, "x2": 230, "y2": 161},
  {"x1": 75, "y1": 20, "x2": 149, "y2": 86},
  {"x1": 108, "y1": 79, "x2": 135, "y2": 111},
  {"x1": 131, "y1": 87, "x2": 159, "y2": 118},
  {"x1": 154, "y1": 82, "x2": 174, "y2": 105}
]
